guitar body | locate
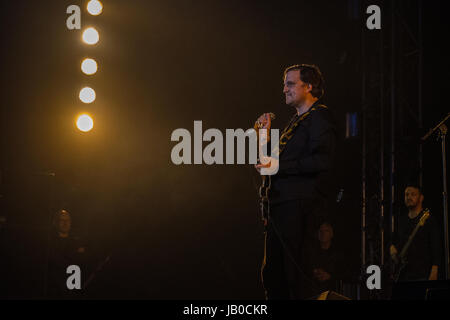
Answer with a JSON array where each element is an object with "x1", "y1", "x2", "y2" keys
[{"x1": 391, "y1": 256, "x2": 407, "y2": 282}]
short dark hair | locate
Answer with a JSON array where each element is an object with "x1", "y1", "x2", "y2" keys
[
  {"x1": 405, "y1": 184, "x2": 423, "y2": 195},
  {"x1": 283, "y1": 64, "x2": 325, "y2": 99}
]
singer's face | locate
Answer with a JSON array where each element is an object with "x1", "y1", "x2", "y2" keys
[
  {"x1": 404, "y1": 187, "x2": 423, "y2": 209},
  {"x1": 283, "y1": 70, "x2": 310, "y2": 107}
]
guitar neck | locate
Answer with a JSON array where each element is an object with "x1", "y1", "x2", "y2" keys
[
  {"x1": 399, "y1": 224, "x2": 421, "y2": 258},
  {"x1": 399, "y1": 211, "x2": 429, "y2": 259}
]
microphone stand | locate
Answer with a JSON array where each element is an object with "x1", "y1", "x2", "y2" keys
[{"x1": 422, "y1": 113, "x2": 450, "y2": 280}]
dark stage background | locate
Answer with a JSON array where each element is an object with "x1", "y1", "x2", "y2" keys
[{"x1": 0, "y1": 0, "x2": 448, "y2": 299}]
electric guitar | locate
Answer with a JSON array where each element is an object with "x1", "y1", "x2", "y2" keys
[
  {"x1": 254, "y1": 105, "x2": 328, "y2": 226},
  {"x1": 391, "y1": 208, "x2": 431, "y2": 282}
]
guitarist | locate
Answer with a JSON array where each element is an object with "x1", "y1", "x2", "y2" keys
[
  {"x1": 390, "y1": 185, "x2": 442, "y2": 281},
  {"x1": 255, "y1": 64, "x2": 337, "y2": 299}
]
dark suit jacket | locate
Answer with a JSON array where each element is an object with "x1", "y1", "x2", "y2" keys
[{"x1": 269, "y1": 101, "x2": 337, "y2": 204}]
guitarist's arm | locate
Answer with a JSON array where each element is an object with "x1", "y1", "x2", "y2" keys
[{"x1": 390, "y1": 228, "x2": 400, "y2": 262}]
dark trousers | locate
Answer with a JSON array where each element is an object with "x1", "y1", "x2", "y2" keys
[{"x1": 261, "y1": 197, "x2": 325, "y2": 300}]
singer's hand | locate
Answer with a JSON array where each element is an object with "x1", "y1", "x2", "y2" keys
[
  {"x1": 255, "y1": 161, "x2": 272, "y2": 169},
  {"x1": 255, "y1": 113, "x2": 272, "y2": 130}
]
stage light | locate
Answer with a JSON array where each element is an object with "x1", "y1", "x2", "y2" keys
[
  {"x1": 87, "y1": 0, "x2": 103, "y2": 16},
  {"x1": 81, "y1": 58, "x2": 98, "y2": 75},
  {"x1": 79, "y1": 87, "x2": 96, "y2": 103},
  {"x1": 82, "y1": 27, "x2": 99, "y2": 45},
  {"x1": 76, "y1": 114, "x2": 94, "y2": 132}
]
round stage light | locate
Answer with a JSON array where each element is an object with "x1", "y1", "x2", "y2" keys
[
  {"x1": 79, "y1": 87, "x2": 96, "y2": 103},
  {"x1": 87, "y1": 0, "x2": 103, "y2": 16},
  {"x1": 76, "y1": 114, "x2": 94, "y2": 132},
  {"x1": 82, "y1": 27, "x2": 99, "y2": 45},
  {"x1": 81, "y1": 58, "x2": 98, "y2": 75}
]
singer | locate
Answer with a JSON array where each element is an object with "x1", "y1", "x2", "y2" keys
[{"x1": 255, "y1": 64, "x2": 337, "y2": 299}]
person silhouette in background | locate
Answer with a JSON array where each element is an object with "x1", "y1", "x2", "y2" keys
[
  {"x1": 304, "y1": 221, "x2": 342, "y2": 296},
  {"x1": 46, "y1": 209, "x2": 86, "y2": 299}
]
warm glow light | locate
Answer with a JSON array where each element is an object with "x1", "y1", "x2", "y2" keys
[
  {"x1": 76, "y1": 114, "x2": 94, "y2": 132},
  {"x1": 87, "y1": 0, "x2": 103, "y2": 16},
  {"x1": 82, "y1": 27, "x2": 99, "y2": 45},
  {"x1": 81, "y1": 58, "x2": 98, "y2": 75},
  {"x1": 79, "y1": 87, "x2": 96, "y2": 103}
]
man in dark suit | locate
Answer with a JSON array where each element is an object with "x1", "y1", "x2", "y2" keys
[{"x1": 256, "y1": 64, "x2": 337, "y2": 299}]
